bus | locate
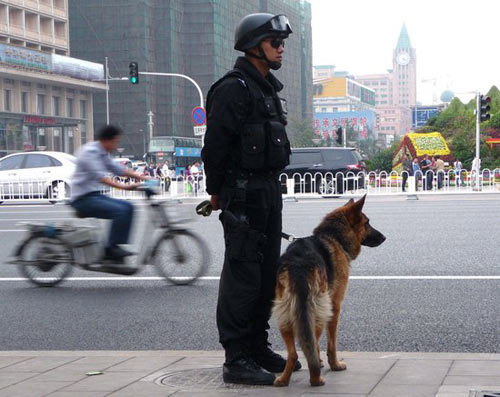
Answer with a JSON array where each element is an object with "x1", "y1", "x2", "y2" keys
[{"x1": 146, "y1": 136, "x2": 202, "y2": 176}]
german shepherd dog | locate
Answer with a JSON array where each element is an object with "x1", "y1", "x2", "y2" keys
[{"x1": 272, "y1": 195, "x2": 386, "y2": 387}]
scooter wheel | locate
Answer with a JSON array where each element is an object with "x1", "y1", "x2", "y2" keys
[{"x1": 17, "y1": 236, "x2": 74, "y2": 287}]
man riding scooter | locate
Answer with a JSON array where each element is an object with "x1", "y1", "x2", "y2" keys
[{"x1": 70, "y1": 125, "x2": 149, "y2": 272}]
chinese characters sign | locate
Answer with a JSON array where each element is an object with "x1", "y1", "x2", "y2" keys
[
  {"x1": 313, "y1": 111, "x2": 376, "y2": 141},
  {"x1": 0, "y1": 44, "x2": 51, "y2": 70}
]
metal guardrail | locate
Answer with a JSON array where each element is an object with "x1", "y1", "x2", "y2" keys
[{"x1": 0, "y1": 169, "x2": 499, "y2": 204}]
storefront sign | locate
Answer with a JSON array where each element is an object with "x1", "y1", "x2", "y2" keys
[
  {"x1": 0, "y1": 43, "x2": 104, "y2": 81},
  {"x1": 0, "y1": 44, "x2": 51, "y2": 70},
  {"x1": 23, "y1": 116, "x2": 57, "y2": 126}
]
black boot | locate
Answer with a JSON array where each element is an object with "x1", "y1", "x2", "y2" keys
[
  {"x1": 223, "y1": 356, "x2": 275, "y2": 385},
  {"x1": 252, "y1": 344, "x2": 302, "y2": 373}
]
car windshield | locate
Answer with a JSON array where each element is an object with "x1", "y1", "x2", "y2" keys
[{"x1": 57, "y1": 153, "x2": 77, "y2": 164}]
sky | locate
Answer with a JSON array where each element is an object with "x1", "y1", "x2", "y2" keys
[{"x1": 309, "y1": 0, "x2": 499, "y2": 105}]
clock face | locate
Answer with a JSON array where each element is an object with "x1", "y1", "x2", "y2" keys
[{"x1": 397, "y1": 52, "x2": 410, "y2": 66}]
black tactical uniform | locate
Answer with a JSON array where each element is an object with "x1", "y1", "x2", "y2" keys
[
  {"x1": 202, "y1": 13, "x2": 299, "y2": 385},
  {"x1": 204, "y1": 54, "x2": 289, "y2": 348}
]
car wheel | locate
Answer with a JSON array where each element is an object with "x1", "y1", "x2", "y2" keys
[{"x1": 47, "y1": 181, "x2": 71, "y2": 203}]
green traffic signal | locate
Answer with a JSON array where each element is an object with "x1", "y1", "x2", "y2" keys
[{"x1": 129, "y1": 62, "x2": 139, "y2": 84}]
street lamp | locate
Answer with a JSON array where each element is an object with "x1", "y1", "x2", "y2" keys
[{"x1": 139, "y1": 129, "x2": 145, "y2": 156}]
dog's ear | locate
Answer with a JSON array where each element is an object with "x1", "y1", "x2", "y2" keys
[
  {"x1": 352, "y1": 194, "x2": 366, "y2": 212},
  {"x1": 344, "y1": 195, "x2": 366, "y2": 224},
  {"x1": 346, "y1": 198, "x2": 355, "y2": 205}
]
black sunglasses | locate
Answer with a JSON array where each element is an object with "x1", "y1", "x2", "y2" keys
[{"x1": 266, "y1": 38, "x2": 285, "y2": 49}]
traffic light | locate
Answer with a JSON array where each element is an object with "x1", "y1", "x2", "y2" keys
[
  {"x1": 479, "y1": 95, "x2": 491, "y2": 122},
  {"x1": 129, "y1": 62, "x2": 139, "y2": 84},
  {"x1": 336, "y1": 127, "x2": 342, "y2": 145}
]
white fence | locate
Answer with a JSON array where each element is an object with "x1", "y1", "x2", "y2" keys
[{"x1": 1, "y1": 169, "x2": 499, "y2": 203}]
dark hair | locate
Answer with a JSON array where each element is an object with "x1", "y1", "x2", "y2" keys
[
  {"x1": 436, "y1": 155, "x2": 440, "y2": 159},
  {"x1": 97, "y1": 125, "x2": 123, "y2": 141}
]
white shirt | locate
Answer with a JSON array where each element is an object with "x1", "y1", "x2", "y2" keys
[
  {"x1": 472, "y1": 158, "x2": 481, "y2": 172},
  {"x1": 191, "y1": 165, "x2": 200, "y2": 176}
]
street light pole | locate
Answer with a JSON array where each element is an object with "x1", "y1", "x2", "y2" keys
[
  {"x1": 147, "y1": 111, "x2": 154, "y2": 141},
  {"x1": 139, "y1": 72, "x2": 204, "y2": 108},
  {"x1": 105, "y1": 57, "x2": 109, "y2": 124},
  {"x1": 475, "y1": 91, "x2": 481, "y2": 189},
  {"x1": 140, "y1": 129, "x2": 144, "y2": 155}
]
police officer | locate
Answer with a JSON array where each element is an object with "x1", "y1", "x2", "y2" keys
[{"x1": 201, "y1": 13, "x2": 301, "y2": 385}]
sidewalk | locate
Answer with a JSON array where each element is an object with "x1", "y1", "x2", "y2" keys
[{"x1": 0, "y1": 351, "x2": 498, "y2": 397}]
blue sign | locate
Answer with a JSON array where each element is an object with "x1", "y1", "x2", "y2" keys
[
  {"x1": 313, "y1": 110, "x2": 376, "y2": 141},
  {"x1": 191, "y1": 106, "x2": 206, "y2": 126},
  {"x1": 175, "y1": 147, "x2": 202, "y2": 157},
  {"x1": 412, "y1": 106, "x2": 441, "y2": 128}
]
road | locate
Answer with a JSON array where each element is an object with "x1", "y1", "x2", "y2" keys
[{"x1": 0, "y1": 195, "x2": 498, "y2": 352}]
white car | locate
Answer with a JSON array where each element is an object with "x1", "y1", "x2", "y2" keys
[
  {"x1": 0, "y1": 151, "x2": 76, "y2": 203},
  {"x1": 113, "y1": 157, "x2": 133, "y2": 169}
]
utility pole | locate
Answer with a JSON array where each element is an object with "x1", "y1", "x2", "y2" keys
[
  {"x1": 475, "y1": 91, "x2": 480, "y2": 190},
  {"x1": 105, "y1": 57, "x2": 109, "y2": 124},
  {"x1": 343, "y1": 126, "x2": 346, "y2": 148},
  {"x1": 147, "y1": 110, "x2": 154, "y2": 146}
]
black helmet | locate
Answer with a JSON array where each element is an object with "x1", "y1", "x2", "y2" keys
[{"x1": 234, "y1": 13, "x2": 292, "y2": 52}]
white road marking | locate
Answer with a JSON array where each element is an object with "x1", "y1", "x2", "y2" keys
[
  {"x1": 0, "y1": 218, "x2": 75, "y2": 222},
  {"x1": 0, "y1": 229, "x2": 27, "y2": 232},
  {"x1": 379, "y1": 353, "x2": 400, "y2": 359},
  {"x1": 0, "y1": 276, "x2": 498, "y2": 282}
]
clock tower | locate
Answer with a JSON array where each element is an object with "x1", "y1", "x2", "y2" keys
[{"x1": 392, "y1": 24, "x2": 416, "y2": 107}]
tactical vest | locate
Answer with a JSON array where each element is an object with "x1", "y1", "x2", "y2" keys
[{"x1": 206, "y1": 68, "x2": 291, "y2": 173}]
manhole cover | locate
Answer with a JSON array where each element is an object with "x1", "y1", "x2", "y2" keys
[{"x1": 158, "y1": 366, "x2": 264, "y2": 390}]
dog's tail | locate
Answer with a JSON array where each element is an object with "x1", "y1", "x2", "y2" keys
[{"x1": 273, "y1": 267, "x2": 332, "y2": 376}]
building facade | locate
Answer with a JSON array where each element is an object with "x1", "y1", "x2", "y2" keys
[
  {"x1": 355, "y1": 24, "x2": 416, "y2": 144},
  {"x1": 0, "y1": 0, "x2": 105, "y2": 157},
  {"x1": 313, "y1": 64, "x2": 335, "y2": 79},
  {"x1": 313, "y1": 76, "x2": 375, "y2": 113},
  {"x1": 68, "y1": 0, "x2": 313, "y2": 158}
]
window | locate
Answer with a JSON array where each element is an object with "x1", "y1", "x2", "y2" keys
[
  {"x1": 66, "y1": 98, "x2": 73, "y2": 117},
  {"x1": 80, "y1": 100, "x2": 87, "y2": 119},
  {"x1": 21, "y1": 92, "x2": 29, "y2": 113},
  {"x1": 37, "y1": 84, "x2": 47, "y2": 89},
  {"x1": 3, "y1": 78, "x2": 14, "y2": 85},
  {"x1": 290, "y1": 151, "x2": 322, "y2": 165},
  {"x1": 24, "y1": 154, "x2": 52, "y2": 168},
  {"x1": 53, "y1": 96, "x2": 60, "y2": 116},
  {"x1": 4, "y1": 90, "x2": 11, "y2": 111},
  {"x1": 0, "y1": 155, "x2": 24, "y2": 170},
  {"x1": 37, "y1": 94, "x2": 46, "y2": 115}
]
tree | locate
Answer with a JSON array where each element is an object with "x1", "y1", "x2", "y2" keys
[
  {"x1": 420, "y1": 85, "x2": 500, "y2": 170},
  {"x1": 366, "y1": 139, "x2": 401, "y2": 172},
  {"x1": 287, "y1": 118, "x2": 319, "y2": 148}
]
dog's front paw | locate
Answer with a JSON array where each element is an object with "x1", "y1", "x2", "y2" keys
[
  {"x1": 310, "y1": 376, "x2": 325, "y2": 386},
  {"x1": 331, "y1": 360, "x2": 347, "y2": 371},
  {"x1": 274, "y1": 376, "x2": 289, "y2": 387}
]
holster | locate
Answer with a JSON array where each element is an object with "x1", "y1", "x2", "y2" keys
[{"x1": 219, "y1": 209, "x2": 266, "y2": 263}]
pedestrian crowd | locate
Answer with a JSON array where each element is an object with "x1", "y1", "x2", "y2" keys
[
  {"x1": 401, "y1": 154, "x2": 475, "y2": 192},
  {"x1": 136, "y1": 160, "x2": 203, "y2": 195}
]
